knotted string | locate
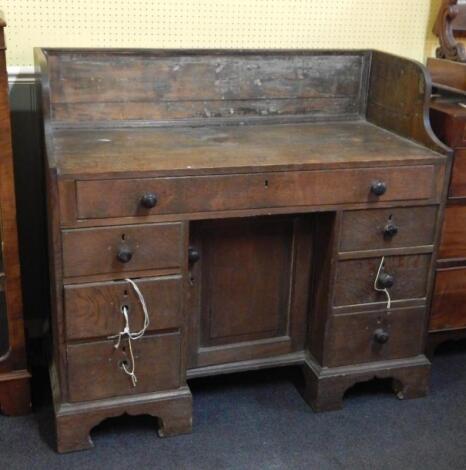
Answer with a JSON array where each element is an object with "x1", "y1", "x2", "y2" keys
[
  {"x1": 374, "y1": 256, "x2": 391, "y2": 310},
  {"x1": 108, "y1": 278, "x2": 150, "y2": 387}
]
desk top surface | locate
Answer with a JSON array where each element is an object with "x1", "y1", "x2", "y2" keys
[{"x1": 51, "y1": 120, "x2": 443, "y2": 179}]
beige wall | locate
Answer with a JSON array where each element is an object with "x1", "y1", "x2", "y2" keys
[{"x1": 0, "y1": 0, "x2": 440, "y2": 68}]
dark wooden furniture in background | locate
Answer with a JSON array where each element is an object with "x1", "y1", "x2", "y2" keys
[
  {"x1": 36, "y1": 48, "x2": 449, "y2": 452},
  {"x1": 427, "y1": 55, "x2": 466, "y2": 353},
  {"x1": 433, "y1": 0, "x2": 466, "y2": 62},
  {"x1": 0, "y1": 20, "x2": 31, "y2": 415}
]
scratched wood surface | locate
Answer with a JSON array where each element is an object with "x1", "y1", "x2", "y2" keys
[
  {"x1": 51, "y1": 121, "x2": 443, "y2": 177},
  {"x1": 40, "y1": 50, "x2": 369, "y2": 123}
]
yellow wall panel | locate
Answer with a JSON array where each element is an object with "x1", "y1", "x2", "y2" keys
[{"x1": 1, "y1": 1, "x2": 436, "y2": 67}]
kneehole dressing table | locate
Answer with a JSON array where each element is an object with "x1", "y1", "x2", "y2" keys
[{"x1": 35, "y1": 49, "x2": 450, "y2": 452}]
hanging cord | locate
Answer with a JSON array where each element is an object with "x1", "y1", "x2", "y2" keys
[
  {"x1": 374, "y1": 256, "x2": 391, "y2": 310},
  {"x1": 108, "y1": 278, "x2": 150, "y2": 387}
]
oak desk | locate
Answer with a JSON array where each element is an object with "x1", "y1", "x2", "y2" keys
[{"x1": 36, "y1": 49, "x2": 450, "y2": 452}]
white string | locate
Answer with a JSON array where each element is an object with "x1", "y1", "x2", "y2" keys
[
  {"x1": 108, "y1": 278, "x2": 150, "y2": 387},
  {"x1": 374, "y1": 256, "x2": 392, "y2": 310}
]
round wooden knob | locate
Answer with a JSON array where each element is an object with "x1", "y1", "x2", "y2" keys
[
  {"x1": 377, "y1": 272, "x2": 394, "y2": 289},
  {"x1": 188, "y1": 246, "x2": 200, "y2": 264},
  {"x1": 374, "y1": 328, "x2": 389, "y2": 344},
  {"x1": 140, "y1": 192, "x2": 157, "y2": 209},
  {"x1": 371, "y1": 180, "x2": 387, "y2": 196},
  {"x1": 383, "y1": 222, "x2": 399, "y2": 238},
  {"x1": 117, "y1": 245, "x2": 133, "y2": 263}
]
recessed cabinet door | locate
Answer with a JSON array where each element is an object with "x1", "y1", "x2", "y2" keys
[{"x1": 188, "y1": 215, "x2": 313, "y2": 368}]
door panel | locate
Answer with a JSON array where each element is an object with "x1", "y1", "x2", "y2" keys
[{"x1": 188, "y1": 215, "x2": 312, "y2": 368}]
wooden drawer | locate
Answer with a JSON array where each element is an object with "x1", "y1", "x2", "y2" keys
[
  {"x1": 62, "y1": 222, "x2": 183, "y2": 278},
  {"x1": 438, "y1": 205, "x2": 466, "y2": 260},
  {"x1": 67, "y1": 332, "x2": 181, "y2": 402},
  {"x1": 340, "y1": 206, "x2": 437, "y2": 253},
  {"x1": 334, "y1": 254, "x2": 431, "y2": 308},
  {"x1": 430, "y1": 267, "x2": 466, "y2": 331},
  {"x1": 450, "y1": 149, "x2": 466, "y2": 199},
  {"x1": 64, "y1": 276, "x2": 182, "y2": 340},
  {"x1": 325, "y1": 307, "x2": 425, "y2": 367},
  {"x1": 75, "y1": 165, "x2": 435, "y2": 219}
]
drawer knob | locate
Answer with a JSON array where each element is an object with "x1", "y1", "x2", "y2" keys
[
  {"x1": 374, "y1": 328, "x2": 389, "y2": 344},
  {"x1": 117, "y1": 245, "x2": 133, "y2": 263},
  {"x1": 377, "y1": 271, "x2": 394, "y2": 289},
  {"x1": 383, "y1": 222, "x2": 399, "y2": 238},
  {"x1": 371, "y1": 180, "x2": 387, "y2": 196},
  {"x1": 188, "y1": 246, "x2": 200, "y2": 264},
  {"x1": 140, "y1": 192, "x2": 158, "y2": 209}
]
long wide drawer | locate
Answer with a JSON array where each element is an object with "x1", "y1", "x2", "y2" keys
[
  {"x1": 67, "y1": 332, "x2": 181, "y2": 402},
  {"x1": 340, "y1": 206, "x2": 437, "y2": 253},
  {"x1": 75, "y1": 165, "x2": 435, "y2": 219},
  {"x1": 325, "y1": 307, "x2": 425, "y2": 367},
  {"x1": 334, "y1": 254, "x2": 431, "y2": 308},
  {"x1": 62, "y1": 222, "x2": 183, "y2": 278},
  {"x1": 64, "y1": 276, "x2": 182, "y2": 340}
]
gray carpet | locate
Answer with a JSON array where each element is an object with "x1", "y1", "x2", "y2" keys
[{"x1": 1, "y1": 342, "x2": 465, "y2": 470}]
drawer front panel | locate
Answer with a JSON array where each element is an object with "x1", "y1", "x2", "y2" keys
[
  {"x1": 438, "y1": 205, "x2": 466, "y2": 260},
  {"x1": 325, "y1": 307, "x2": 425, "y2": 367},
  {"x1": 76, "y1": 166, "x2": 435, "y2": 219},
  {"x1": 334, "y1": 254, "x2": 431, "y2": 307},
  {"x1": 450, "y1": 149, "x2": 466, "y2": 199},
  {"x1": 64, "y1": 276, "x2": 182, "y2": 340},
  {"x1": 430, "y1": 267, "x2": 466, "y2": 331},
  {"x1": 62, "y1": 223, "x2": 183, "y2": 278},
  {"x1": 340, "y1": 206, "x2": 437, "y2": 252},
  {"x1": 67, "y1": 332, "x2": 181, "y2": 402}
]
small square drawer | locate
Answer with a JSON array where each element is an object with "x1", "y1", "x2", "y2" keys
[
  {"x1": 333, "y1": 254, "x2": 431, "y2": 308},
  {"x1": 62, "y1": 222, "x2": 183, "y2": 278},
  {"x1": 64, "y1": 275, "x2": 182, "y2": 340},
  {"x1": 325, "y1": 307, "x2": 425, "y2": 367},
  {"x1": 67, "y1": 332, "x2": 181, "y2": 402},
  {"x1": 339, "y1": 206, "x2": 437, "y2": 253},
  {"x1": 438, "y1": 205, "x2": 466, "y2": 260}
]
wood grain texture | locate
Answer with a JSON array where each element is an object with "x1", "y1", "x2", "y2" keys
[
  {"x1": 430, "y1": 267, "x2": 466, "y2": 331},
  {"x1": 64, "y1": 276, "x2": 182, "y2": 340},
  {"x1": 62, "y1": 223, "x2": 183, "y2": 278},
  {"x1": 303, "y1": 355, "x2": 430, "y2": 412},
  {"x1": 339, "y1": 206, "x2": 437, "y2": 253},
  {"x1": 334, "y1": 254, "x2": 431, "y2": 307},
  {"x1": 75, "y1": 165, "x2": 436, "y2": 220},
  {"x1": 55, "y1": 388, "x2": 192, "y2": 453},
  {"x1": 67, "y1": 332, "x2": 182, "y2": 402},
  {"x1": 450, "y1": 149, "x2": 466, "y2": 198},
  {"x1": 367, "y1": 51, "x2": 449, "y2": 155},
  {"x1": 438, "y1": 204, "x2": 466, "y2": 259},
  {"x1": 37, "y1": 48, "x2": 448, "y2": 450},
  {"x1": 40, "y1": 50, "x2": 369, "y2": 124},
  {"x1": 0, "y1": 22, "x2": 30, "y2": 415},
  {"x1": 188, "y1": 215, "x2": 312, "y2": 368},
  {"x1": 325, "y1": 307, "x2": 425, "y2": 367},
  {"x1": 428, "y1": 58, "x2": 466, "y2": 93},
  {"x1": 52, "y1": 121, "x2": 443, "y2": 179}
]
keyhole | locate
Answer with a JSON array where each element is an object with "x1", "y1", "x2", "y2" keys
[
  {"x1": 121, "y1": 233, "x2": 126, "y2": 241},
  {"x1": 123, "y1": 289, "x2": 128, "y2": 297},
  {"x1": 118, "y1": 359, "x2": 129, "y2": 369},
  {"x1": 264, "y1": 179, "x2": 269, "y2": 188}
]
